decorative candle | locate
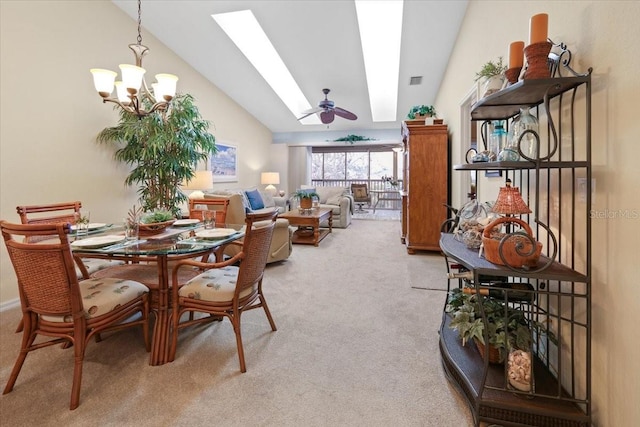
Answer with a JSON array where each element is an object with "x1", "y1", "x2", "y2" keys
[
  {"x1": 529, "y1": 13, "x2": 548, "y2": 45},
  {"x1": 508, "y1": 41, "x2": 525, "y2": 68}
]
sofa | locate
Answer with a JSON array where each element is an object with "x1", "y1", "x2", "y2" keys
[
  {"x1": 298, "y1": 185, "x2": 353, "y2": 228},
  {"x1": 200, "y1": 189, "x2": 292, "y2": 264}
]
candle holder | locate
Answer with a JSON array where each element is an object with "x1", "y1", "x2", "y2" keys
[
  {"x1": 523, "y1": 41, "x2": 552, "y2": 79},
  {"x1": 505, "y1": 67, "x2": 522, "y2": 85}
]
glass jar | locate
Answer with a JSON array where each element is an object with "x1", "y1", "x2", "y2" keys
[
  {"x1": 515, "y1": 108, "x2": 539, "y2": 160},
  {"x1": 488, "y1": 121, "x2": 507, "y2": 161},
  {"x1": 455, "y1": 194, "x2": 489, "y2": 249}
]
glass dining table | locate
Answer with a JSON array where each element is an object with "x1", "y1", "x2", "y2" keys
[{"x1": 70, "y1": 222, "x2": 245, "y2": 366}]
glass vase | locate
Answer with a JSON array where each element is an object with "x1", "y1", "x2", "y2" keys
[
  {"x1": 488, "y1": 121, "x2": 507, "y2": 161},
  {"x1": 515, "y1": 108, "x2": 539, "y2": 160}
]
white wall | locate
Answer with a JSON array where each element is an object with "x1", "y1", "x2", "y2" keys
[
  {"x1": 0, "y1": 1, "x2": 273, "y2": 303},
  {"x1": 434, "y1": 1, "x2": 640, "y2": 425}
]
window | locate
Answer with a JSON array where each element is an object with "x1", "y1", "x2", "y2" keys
[{"x1": 311, "y1": 145, "x2": 402, "y2": 189}]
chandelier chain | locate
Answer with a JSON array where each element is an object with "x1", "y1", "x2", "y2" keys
[{"x1": 136, "y1": 0, "x2": 143, "y2": 45}]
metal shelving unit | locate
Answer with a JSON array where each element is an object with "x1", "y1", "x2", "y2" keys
[{"x1": 439, "y1": 51, "x2": 592, "y2": 426}]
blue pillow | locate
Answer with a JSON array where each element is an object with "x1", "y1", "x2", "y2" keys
[{"x1": 245, "y1": 189, "x2": 265, "y2": 210}]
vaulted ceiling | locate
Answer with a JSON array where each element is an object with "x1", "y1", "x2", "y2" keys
[{"x1": 112, "y1": 1, "x2": 468, "y2": 141}]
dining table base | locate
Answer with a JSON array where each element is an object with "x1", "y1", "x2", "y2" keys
[{"x1": 92, "y1": 261, "x2": 201, "y2": 365}]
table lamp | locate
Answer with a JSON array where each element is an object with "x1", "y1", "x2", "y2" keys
[
  {"x1": 492, "y1": 179, "x2": 531, "y2": 216},
  {"x1": 261, "y1": 172, "x2": 280, "y2": 195},
  {"x1": 182, "y1": 170, "x2": 213, "y2": 199}
]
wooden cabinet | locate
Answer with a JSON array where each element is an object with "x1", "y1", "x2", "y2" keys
[{"x1": 401, "y1": 122, "x2": 449, "y2": 253}]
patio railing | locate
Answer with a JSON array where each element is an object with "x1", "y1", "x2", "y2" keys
[{"x1": 310, "y1": 179, "x2": 402, "y2": 210}]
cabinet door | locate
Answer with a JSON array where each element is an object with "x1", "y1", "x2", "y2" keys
[{"x1": 405, "y1": 124, "x2": 448, "y2": 251}]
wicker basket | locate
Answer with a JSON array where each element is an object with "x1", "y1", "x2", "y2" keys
[
  {"x1": 482, "y1": 217, "x2": 542, "y2": 268},
  {"x1": 299, "y1": 198, "x2": 313, "y2": 209},
  {"x1": 138, "y1": 219, "x2": 176, "y2": 237},
  {"x1": 474, "y1": 338, "x2": 502, "y2": 364}
]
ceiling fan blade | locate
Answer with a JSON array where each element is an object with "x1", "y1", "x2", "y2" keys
[
  {"x1": 300, "y1": 106, "x2": 323, "y2": 115},
  {"x1": 320, "y1": 110, "x2": 335, "y2": 124},
  {"x1": 334, "y1": 107, "x2": 357, "y2": 120},
  {"x1": 297, "y1": 111, "x2": 317, "y2": 121}
]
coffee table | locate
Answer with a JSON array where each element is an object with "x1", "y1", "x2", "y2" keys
[{"x1": 279, "y1": 207, "x2": 332, "y2": 246}]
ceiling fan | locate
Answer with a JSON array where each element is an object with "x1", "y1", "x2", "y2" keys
[{"x1": 298, "y1": 88, "x2": 358, "y2": 124}]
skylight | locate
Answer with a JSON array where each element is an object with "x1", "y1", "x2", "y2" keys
[
  {"x1": 355, "y1": 0, "x2": 404, "y2": 122},
  {"x1": 212, "y1": 10, "x2": 321, "y2": 125}
]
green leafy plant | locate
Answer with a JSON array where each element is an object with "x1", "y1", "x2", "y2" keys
[
  {"x1": 475, "y1": 56, "x2": 507, "y2": 81},
  {"x1": 97, "y1": 93, "x2": 216, "y2": 217},
  {"x1": 446, "y1": 288, "x2": 555, "y2": 362},
  {"x1": 407, "y1": 105, "x2": 437, "y2": 119},
  {"x1": 332, "y1": 134, "x2": 376, "y2": 145},
  {"x1": 294, "y1": 190, "x2": 319, "y2": 200},
  {"x1": 141, "y1": 210, "x2": 174, "y2": 224}
]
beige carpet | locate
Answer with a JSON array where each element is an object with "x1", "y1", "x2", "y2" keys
[{"x1": 0, "y1": 219, "x2": 473, "y2": 426}]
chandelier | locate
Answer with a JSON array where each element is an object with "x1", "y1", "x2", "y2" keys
[{"x1": 90, "y1": 0, "x2": 178, "y2": 118}]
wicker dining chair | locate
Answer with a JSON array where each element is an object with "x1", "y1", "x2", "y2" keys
[
  {"x1": 16, "y1": 202, "x2": 124, "y2": 279},
  {"x1": 14, "y1": 202, "x2": 125, "y2": 335},
  {"x1": 170, "y1": 211, "x2": 278, "y2": 372},
  {"x1": 0, "y1": 221, "x2": 151, "y2": 410},
  {"x1": 188, "y1": 197, "x2": 231, "y2": 262},
  {"x1": 188, "y1": 198, "x2": 230, "y2": 227}
]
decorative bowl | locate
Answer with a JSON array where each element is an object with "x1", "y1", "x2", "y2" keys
[{"x1": 138, "y1": 219, "x2": 176, "y2": 236}]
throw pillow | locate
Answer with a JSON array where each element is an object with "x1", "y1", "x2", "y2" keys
[
  {"x1": 245, "y1": 189, "x2": 265, "y2": 210},
  {"x1": 327, "y1": 194, "x2": 343, "y2": 205},
  {"x1": 260, "y1": 191, "x2": 275, "y2": 208},
  {"x1": 316, "y1": 186, "x2": 346, "y2": 204}
]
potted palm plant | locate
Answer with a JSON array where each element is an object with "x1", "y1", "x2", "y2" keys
[
  {"x1": 97, "y1": 93, "x2": 216, "y2": 218},
  {"x1": 294, "y1": 190, "x2": 319, "y2": 209}
]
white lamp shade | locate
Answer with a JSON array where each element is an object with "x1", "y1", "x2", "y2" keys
[
  {"x1": 115, "y1": 81, "x2": 131, "y2": 104},
  {"x1": 154, "y1": 74, "x2": 178, "y2": 101},
  {"x1": 90, "y1": 68, "x2": 117, "y2": 96},
  {"x1": 261, "y1": 172, "x2": 280, "y2": 185},
  {"x1": 119, "y1": 64, "x2": 146, "y2": 93},
  {"x1": 182, "y1": 170, "x2": 213, "y2": 191}
]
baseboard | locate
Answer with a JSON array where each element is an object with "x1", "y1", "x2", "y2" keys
[{"x1": 1, "y1": 298, "x2": 20, "y2": 312}]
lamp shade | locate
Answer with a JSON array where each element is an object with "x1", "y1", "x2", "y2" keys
[
  {"x1": 182, "y1": 170, "x2": 213, "y2": 190},
  {"x1": 492, "y1": 179, "x2": 531, "y2": 215},
  {"x1": 90, "y1": 68, "x2": 117, "y2": 97},
  {"x1": 261, "y1": 172, "x2": 280, "y2": 195},
  {"x1": 261, "y1": 172, "x2": 280, "y2": 185}
]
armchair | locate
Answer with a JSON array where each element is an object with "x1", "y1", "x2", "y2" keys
[{"x1": 351, "y1": 183, "x2": 371, "y2": 213}]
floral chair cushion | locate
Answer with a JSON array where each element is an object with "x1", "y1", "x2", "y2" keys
[
  {"x1": 79, "y1": 259, "x2": 125, "y2": 276},
  {"x1": 41, "y1": 278, "x2": 149, "y2": 323},
  {"x1": 178, "y1": 266, "x2": 253, "y2": 302}
]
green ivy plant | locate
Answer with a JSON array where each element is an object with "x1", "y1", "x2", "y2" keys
[
  {"x1": 97, "y1": 93, "x2": 216, "y2": 217},
  {"x1": 445, "y1": 288, "x2": 555, "y2": 362},
  {"x1": 332, "y1": 134, "x2": 376, "y2": 145},
  {"x1": 407, "y1": 105, "x2": 437, "y2": 119}
]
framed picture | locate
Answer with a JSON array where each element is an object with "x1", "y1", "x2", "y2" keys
[
  {"x1": 209, "y1": 142, "x2": 237, "y2": 183},
  {"x1": 485, "y1": 170, "x2": 503, "y2": 178}
]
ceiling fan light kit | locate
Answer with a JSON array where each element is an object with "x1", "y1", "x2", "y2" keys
[{"x1": 297, "y1": 88, "x2": 358, "y2": 124}]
